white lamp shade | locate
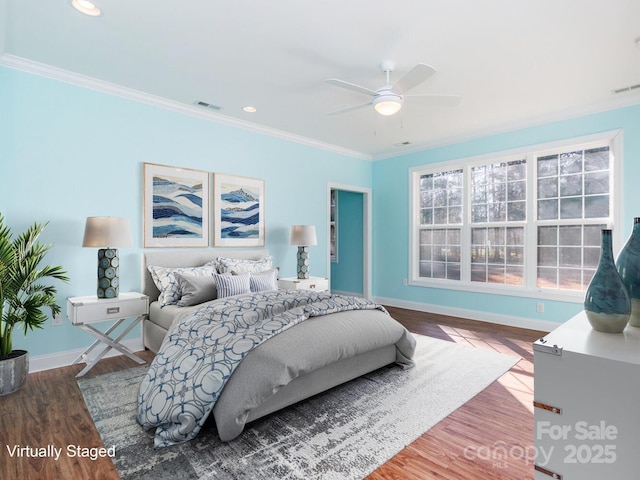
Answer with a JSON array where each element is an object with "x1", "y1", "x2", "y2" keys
[
  {"x1": 290, "y1": 225, "x2": 317, "y2": 246},
  {"x1": 82, "y1": 217, "x2": 133, "y2": 248}
]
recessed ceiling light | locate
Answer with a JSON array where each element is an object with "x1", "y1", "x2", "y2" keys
[
  {"x1": 242, "y1": 106, "x2": 257, "y2": 113},
  {"x1": 71, "y1": 0, "x2": 101, "y2": 16}
]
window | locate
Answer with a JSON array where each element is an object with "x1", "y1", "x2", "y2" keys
[
  {"x1": 535, "y1": 146, "x2": 611, "y2": 291},
  {"x1": 409, "y1": 132, "x2": 620, "y2": 301},
  {"x1": 470, "y1": 159, "x2": 526, "y2": 286},
  {"x1": 417, "y1": 170, "x2": 462, "y2": 280}
]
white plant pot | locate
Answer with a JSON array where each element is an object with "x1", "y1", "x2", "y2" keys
[{"x1": 0, "y1": 350, "x2": 29, "y2": 396}]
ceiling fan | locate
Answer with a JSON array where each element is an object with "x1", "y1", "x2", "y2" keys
[{"x1": 326, "y1": 61, "x2": 460, "y2": 116}]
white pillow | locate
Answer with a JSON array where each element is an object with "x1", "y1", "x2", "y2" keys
[
  {"x1": 147, "y1": 265, "x2": 217, "y2": 307},
  {"x1": 215, "y1": 272, "x2": 251, "y2": 298},
  {"x1": 216, "y1": 256, "x2": 273, "y2": 274},
  {"x1": 250, "y1": 269, "x2": 278, "y2": 293}
]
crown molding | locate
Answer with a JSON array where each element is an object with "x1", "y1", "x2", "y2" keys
[
  {"x1": 373, "y1": 93, "x2": 640, "y2": 161},
  {"x1": 5, "y1": 53, "x2": 637, "y2": 163},
  {"x1": 0, "y1": 54, "x2": 372, "y2": 161}
]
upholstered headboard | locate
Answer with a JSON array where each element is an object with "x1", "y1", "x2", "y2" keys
[{"x1": 141, "y1": 249, "x2": 270, "y2": 302}]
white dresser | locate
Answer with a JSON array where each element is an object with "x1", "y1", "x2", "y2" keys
[
  {"x1": 278, "y1": 276, "x2": 329, "y2": 292},
  {"x1": 533, "y1": 311, "x2": 640, "y2": 479}
]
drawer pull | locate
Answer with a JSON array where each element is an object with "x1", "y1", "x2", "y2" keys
[
  {"x1": 534, "y1": 464, "x2": 562, "y2": 479},
  {"x1": 533, "y1": 401, "x2": 562, "y2": 415},
  {"x1": 107, "y1": 307, "x2": 120, "y2": 314}
]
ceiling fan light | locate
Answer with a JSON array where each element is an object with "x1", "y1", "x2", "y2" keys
[
  {"x1": 71, "y1": 0, "x2": 101, "y2": 16},
  {"x1": 373, "y1": 94, "x2": 402, "y2": 116}
]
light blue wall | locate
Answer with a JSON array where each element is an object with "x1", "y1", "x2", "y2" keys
[
  {"x1": 4, "y1": 63, "x2": 640, "y2": 358},
  {"x1": 330, "y1": 190, "x2": 363, "y2": 295},
  {"x1": 372, "y1": 104, "x2": 640, "y2": 326},
  {"x1": 0, "y1": 66, "x2": 372, "y2": 357}
]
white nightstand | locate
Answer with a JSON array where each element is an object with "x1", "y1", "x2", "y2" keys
[
  {"x1": 67, "y1": 292, "x2": 149, "y2": 377},
  {"x1": 278, "y1": 276, "x2": 329, "y2": 292}
]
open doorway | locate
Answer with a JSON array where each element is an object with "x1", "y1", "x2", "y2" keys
[{"x1": 327, "y1": 184, "x2": 372, "y2": 299}]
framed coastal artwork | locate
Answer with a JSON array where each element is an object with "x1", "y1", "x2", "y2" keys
[
  {"x1": 143, "y1": 163, "x2": 210, "y2": 247},
  {"x1": 213, "y1": 173, "x2": 265, "y2": 247}
]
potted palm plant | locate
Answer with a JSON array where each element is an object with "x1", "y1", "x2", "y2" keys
[{"x1": 0, "y1": 213, "x2": 68, "y2": 396}]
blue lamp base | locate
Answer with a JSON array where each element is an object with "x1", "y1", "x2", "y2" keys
[
  {"x1": 296, "y1": 246, "x2": 310, "y2": 279},
  {"x1": 97, "y1": 248, "x2": 120, "y2": 298}
]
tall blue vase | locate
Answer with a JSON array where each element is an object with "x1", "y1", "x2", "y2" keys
[
  {"x1": 616, "y1": 217, "x2": 640, "y2": 327},
  {"x1": 584, "y1": 229, "x2": 630, "y2": 333}
]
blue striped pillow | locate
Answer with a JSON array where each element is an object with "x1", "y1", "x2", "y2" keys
[
  {"x1": 215, "y1": 272, "x2": 251, "y2": 298},
  {"x1": 250, "y1": 269, "x2": 278, "y2": 293}
]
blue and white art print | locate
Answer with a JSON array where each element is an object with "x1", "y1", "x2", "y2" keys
[
  {"x1": 214, "y1": 173, "x2": 265, "y2": 246},
  {"x1": 143, "y1": 163, "x2": 210, "y2": 247}
]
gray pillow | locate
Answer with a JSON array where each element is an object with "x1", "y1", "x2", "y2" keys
[{"x1": 175, "y1": 272, "x2": 220, "y2": 306}]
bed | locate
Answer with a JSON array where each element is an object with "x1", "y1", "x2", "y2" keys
[{"x1": 138, "y1": 249, "x2": 416, "y2": 446}]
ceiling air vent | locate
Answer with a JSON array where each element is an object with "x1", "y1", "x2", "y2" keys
[
  {"x1": 611, "y1": 83, "x2": 640, "y2": 95},
  {"x1": 193, "y1": 100, "x2": 222, "y2": 111},
  {"x1": 393, "y1": 141, "x2": 412, "y2": 147}
]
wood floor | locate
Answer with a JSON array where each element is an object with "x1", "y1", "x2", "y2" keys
[
  {"x1": 371, "y1": 307, "x2": 543, "y2": 480},
  {"x1": 0, "y1": 307, "x2": 544, "y2": 480}
]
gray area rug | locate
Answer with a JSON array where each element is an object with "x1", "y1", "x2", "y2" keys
[{"x1": 78, "y1": 334, "x2": 519, "y2": 480}]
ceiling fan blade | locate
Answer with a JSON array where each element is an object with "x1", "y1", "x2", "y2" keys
[
  {"x1": 328, "y1": 102, "x2": 371, "y2": 116},
  {"x1": 404, "y1": 93, "x2": 461, "y2": 106},
  {"x1": 326, "y1": 78, "x2": 377, "y2": 97},
  {"x1": 393, "y1": 64, "x2": 437, "y2": 94}
]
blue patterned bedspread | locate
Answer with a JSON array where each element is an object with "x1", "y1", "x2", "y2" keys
[{"x1": 136, "y1": 290, "x2": 386, "y2": 447}]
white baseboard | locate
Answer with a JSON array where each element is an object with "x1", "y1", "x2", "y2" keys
[
  {"x1": 28, "y1": 338, "x2": 145, "y2": 373},
  {"x1": 373, "y1": 296, "x2": 559, "y2": 333},
  {"x1": 332, "y1": 289, "x2": 363, "y2": 297}
]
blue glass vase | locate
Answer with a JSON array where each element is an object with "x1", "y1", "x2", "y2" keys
[
  {"x1": 584, "y1": 229, "x2": 630, "y2": 333},
  {"x1": 616, "y1": 217, "x2": 640, "y2": 327}
]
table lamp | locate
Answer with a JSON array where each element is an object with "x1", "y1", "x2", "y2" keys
[
  {"x1": 290, "y1": 225, "x2": 317, "y2": 279},
  {"x1": 83, "y1": 217, "x2": 132, "y2": 298}
]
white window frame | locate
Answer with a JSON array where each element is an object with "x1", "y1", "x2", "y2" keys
[{"x1": 408, "y1": 130, "x2": 623, "y2": 303}]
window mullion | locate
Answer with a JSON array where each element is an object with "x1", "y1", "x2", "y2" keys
[
  {"x1": 525, "y1": 153, "x2": 538, "y2": 290},
  {"x1": 460, "y1": 165, "x2": 471, "y2": 283}
]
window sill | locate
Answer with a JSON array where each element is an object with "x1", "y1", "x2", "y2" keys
[{"x1": 408, "y1": 278, "x2": 584, "y2": 303}]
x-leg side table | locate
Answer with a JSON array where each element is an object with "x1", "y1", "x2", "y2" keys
[
  {"x1": 67, "y1": 292, "x2": 149, "y2": 377},
  {"x1": 71, "y1": 315, "x2": 146, "y2": 377}
]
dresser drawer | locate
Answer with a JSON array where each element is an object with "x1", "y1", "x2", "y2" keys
[
  {"x1": 67, "y1": 292, "x2": 149, "y2": 325},
  {"x1": 278, "y1": 277, "x2": 329, "y2": 292}
]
